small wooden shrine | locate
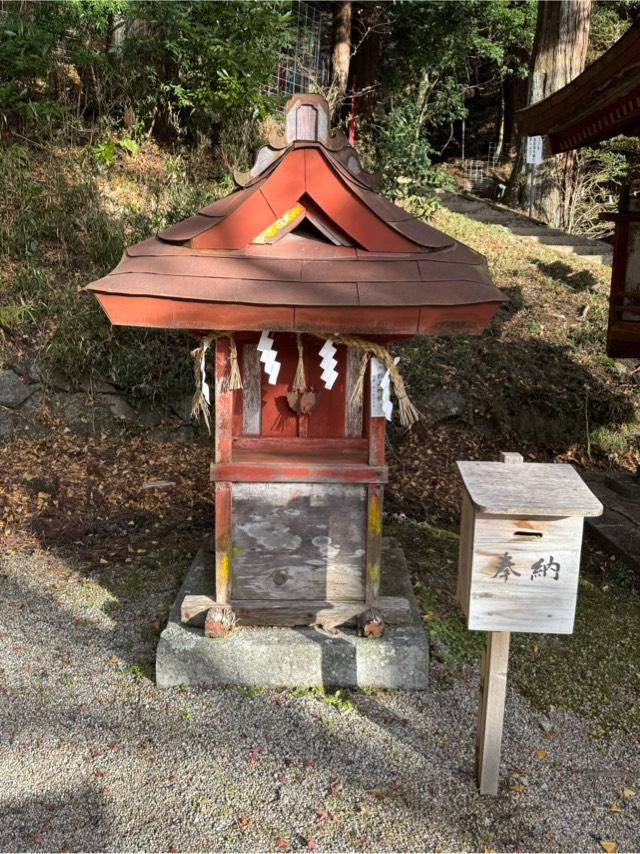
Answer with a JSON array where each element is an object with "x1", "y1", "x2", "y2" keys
[
  {"x1": 87, "y1": 93, "x2": 504, "y2": 635},
  {"x1": 517, "y1": 21, "x2": 640, "y2": 357}
]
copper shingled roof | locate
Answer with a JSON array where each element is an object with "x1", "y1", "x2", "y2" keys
[
  {"x1": 517, "y1": 22, "x2": 640, "y2": 153},
  {"x1": 87, "y1": 94, "x2": 503, "y2": 336}
]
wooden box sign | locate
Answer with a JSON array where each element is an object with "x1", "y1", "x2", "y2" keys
[{"x1": 456, "y1": 454, "x2": 603, "y2": 634}]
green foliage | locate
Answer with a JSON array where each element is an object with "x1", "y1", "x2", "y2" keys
[
  {"x1": 380, "y1": 0, "x2": 536, "y2": 132},
  {"x1": 369, "y1": 0, "x2": 536, "y2": 215},
  {"x1": 0, "y1": 139, "x2": 218, "y2": 402},
  {"x1": 373, "y1": 101, "x2": 450, "y2": 219},
  {"x1": 0, "y1": 1, "x2": 291, "y2": 141},
  {"x1": 570, "y1": 142, "x2": 636, "y2": 239},
  {"x1": 89, "y1": 136, "x2": 140, "y2": 167},
  {"x1": 287, "y1": 686, "x2": 354, "y2": 712},
  {"x1": 117, "y1": 2, "x2": 291, "y2": 139},
  {"x1": 588, "y1": 0, "x2": 640, "y2": 62}
]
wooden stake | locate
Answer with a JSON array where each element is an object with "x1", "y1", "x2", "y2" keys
[
  {"x1": 476, "y1": 452, "x2": 520, "y2": 795},
  {"x1": 476, "y1": 630, "x2": 511, "y2": 795}
]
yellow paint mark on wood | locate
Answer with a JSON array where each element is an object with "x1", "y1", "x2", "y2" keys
[
  {"x1": 367, "y1": 560, "x2": 380, "y2": 587},
  {"x1": 368, "y1": 495, "x2": 382, "y2": 536},
  {"x1": 253, "y1": 204, "x2": 304, "y2": 244},
  {"x1": 217, "y1": 535, "x2": 231, "y2": 586}
]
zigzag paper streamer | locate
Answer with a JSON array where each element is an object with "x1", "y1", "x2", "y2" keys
[
  {"x1": 319, "y1": 339, "x2": 338, "y2": 390},
  {"x1": 256, "y1": 330, "x2": 281, "y2": 385}
]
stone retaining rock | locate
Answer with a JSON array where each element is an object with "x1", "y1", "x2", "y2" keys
[{"x1": 0, "y1": 369, "x2": 38, "y2": 408}]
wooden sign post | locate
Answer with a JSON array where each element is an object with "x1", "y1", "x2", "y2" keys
[
  {"x1": 476, "y1": 630, "x2": 511, "y2": 795},
  {"x1": 456, "y1": 451, "x2": 603, "y2": 795},
  {"x1": 475, "y1": 452, "x2": 518, "y2": 795}
]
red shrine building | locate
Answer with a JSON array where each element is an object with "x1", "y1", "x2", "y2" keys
[
  {"x1": 517, "y1": 21, "x2": 640, "y2": 358},
  {"x1": 87, "y1": 94, "x2": 503, "y2": 634}
]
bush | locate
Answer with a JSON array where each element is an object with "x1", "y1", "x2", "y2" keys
[
  {"x1": 0, "y1": 1, "x2": 291, "y2": 143},
  {"x1": 373, "y1": 100, "x2": 450, "y2": 220},
  {"x1": 0, "y1": 140, "x2": 222, "y2": 402}
]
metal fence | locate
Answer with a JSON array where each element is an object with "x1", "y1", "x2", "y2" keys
[
  {"x1": 265, "y1": 1, "x2": 332, "y2": 99},
  {"x1": 462, "y1": 144, "x2": 505, "y2": 195}
]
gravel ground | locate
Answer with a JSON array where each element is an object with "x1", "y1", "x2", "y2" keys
[{"x1": 1, "y1": 546, "x2": 639, "y2": 853}]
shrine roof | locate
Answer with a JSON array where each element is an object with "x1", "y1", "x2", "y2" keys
[
  {"x1": 86, "y1": 94, "x2": 503, "y2": 336},
  {"x1": 517, "y1": 22, "x2": 640, "y2": 153}
]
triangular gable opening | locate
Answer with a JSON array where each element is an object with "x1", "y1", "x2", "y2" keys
[
  {"x1": 252, "y1": 195, "x2": 357, "y2": 248},
  {"x1": 290, "y1": 218, "x2": 335, "y2": 244}
]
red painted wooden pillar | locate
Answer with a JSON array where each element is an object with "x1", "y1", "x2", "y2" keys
[
  {"x1": 366, "y1": 393, "x2": 386, "y2": 605},
  {"x1": 215, "y1": 338, "x2": 233, "y2": 604}
]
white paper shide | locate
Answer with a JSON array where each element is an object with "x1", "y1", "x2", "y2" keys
[
  {"x1": 257, "y1": 330, "x2": 281, "y2": 385},
  {"x1": 319, "y1": 339, "x2": 338, "y2": 390},
  {"x1": 370, "y1": 356, "x2": 399, "y2": 421}
]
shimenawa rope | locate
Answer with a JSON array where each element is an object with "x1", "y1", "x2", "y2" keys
[
  {"x1": 318, "y1": 333, "x2": 420, "y2": 428},
  {"x1": 191, "y1": 332, "x2": 242, "y2": 433},
  {"x1": 191, "y1": 331, "x2": 419, "y2": 431}
]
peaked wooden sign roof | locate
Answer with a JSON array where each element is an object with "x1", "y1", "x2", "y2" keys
[{"x1": 87, "y1": 94, "x2": 503, "y2": 336}]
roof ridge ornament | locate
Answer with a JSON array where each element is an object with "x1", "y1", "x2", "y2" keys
[{"x1": 234, "y1": 92, "x2": 381, "y2": 190}]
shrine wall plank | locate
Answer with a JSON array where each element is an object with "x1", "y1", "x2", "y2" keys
[{"x1": 230, "y1": 482, "x2": 366, "y2": 602}]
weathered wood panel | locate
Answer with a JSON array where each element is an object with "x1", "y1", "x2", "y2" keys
[
  {"x1": 242, "y1": 343, "x2": 261, "y2": 435},
  {"x1": 233, "y1": 437, "x2": 368, "y2": 453},
  {"x1": 457, "y1": 460, "x2": 603, "y2": 517},
  {"x1": 456, "y1": 493, "x2": 475, "y2": 612},
  {"x1": 368, "y1": 418, "x2": 385, "y2": 467},
  {"x1": 231, "y1": 483, "x2": 366, "y2": 601},
  {"x1": 344, "y1": 346, "x2": 363, "y2": 437},
  {"x1": 466, "y1": 513, "x2": 584, "y2": 634},
  {"x1": 181, "y1": 595, "x2": 412, "y2": 628},
  {"x1": 476, "y1": 631, "x2": 511, "y2": 796},
  {"x1": 215, "y1": 338, "x2": 232, "y2": 463}
]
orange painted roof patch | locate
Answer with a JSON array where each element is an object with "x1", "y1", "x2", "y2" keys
[{"x1": 86, "y1": 94, "x2": 503, "y2": 336}]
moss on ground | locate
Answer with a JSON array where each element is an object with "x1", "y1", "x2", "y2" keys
[{"x1": 387, "y1": 516, "x2": 640, "y2": 738}]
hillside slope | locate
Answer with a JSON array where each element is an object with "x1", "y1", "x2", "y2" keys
[{"x1": 1, "y1": 142, "x2": 639, "y2": 535}]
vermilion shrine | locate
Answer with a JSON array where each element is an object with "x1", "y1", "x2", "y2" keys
[
  {"x1": 518, "y1": 20, "x2": 640, "y2": 357},
  {"x1": 87, "y1": 94, "x2": 503, "y2": 643}
]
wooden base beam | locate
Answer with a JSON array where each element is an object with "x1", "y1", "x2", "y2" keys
[{"x1": 181, "y1": 595, "x2": 411, "y2": 630}]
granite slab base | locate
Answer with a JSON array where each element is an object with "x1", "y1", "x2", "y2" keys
[{"x1": 156, "y1": 537, "x2": 429, "y2": 690}]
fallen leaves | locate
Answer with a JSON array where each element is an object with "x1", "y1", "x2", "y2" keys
[
  {"x1": 600, "y1": 841, "x2": 618, "y2": 853},
  {"x1": 0, "y1": 431, "x2": 210, "y2": 566},
  {"x1": 535, "y1": 748, "x2": 547, "y2": 759}
]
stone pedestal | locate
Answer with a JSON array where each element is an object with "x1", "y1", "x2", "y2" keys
[{"x1": 156, "y1": 538, "x2": 429, "y2": 690}]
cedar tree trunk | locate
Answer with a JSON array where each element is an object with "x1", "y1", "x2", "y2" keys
[
  {"x1": 506, "y1": 0, "x2": 592, "y2": 226},
  {"x1": 331, "y1": 1, "x2": 352, "y2": 111}
]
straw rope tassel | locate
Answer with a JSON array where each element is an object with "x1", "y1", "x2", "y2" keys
[
  {"x1": 191, "y1": 332, "x2": 243, "y2": 433},
  {"x1": 326, "y1": 333, "x2": 421, "y2": 428},
  {"x1": 293, "y1": 333, "x2": 306, "y2": 390},
  {"x1": 350, "y1": 351, "x2": 370, "y2": 406},
  {"x1": 190, "y1": 336, "x2": 212, "y2": 433},
  {"x1": 221, "y1": 334, "x2": 243, "y2": 393}
]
